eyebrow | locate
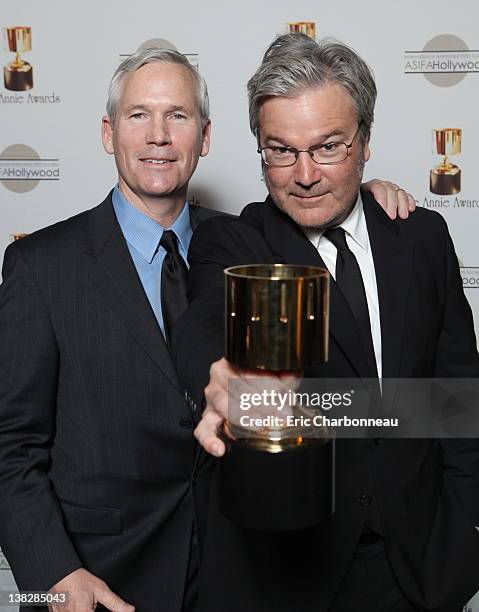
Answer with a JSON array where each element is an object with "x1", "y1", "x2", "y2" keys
[
  {"x1": 123, "y1": 104, "x2": 148, "y2": 114},
  {"x1": 265, "y1": 129, "x2": 348, "y2": 147},
  {"x1": 166, "y1": 104, "x2": 189, "y2": 113},
  {"x1": 123, "y1": 104, "x2": 190, "y2": 115}
]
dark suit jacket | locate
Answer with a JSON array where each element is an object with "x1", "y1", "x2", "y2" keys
[
  {"x1": 173, "y1": 191, "x2": 479, "y2": 612},
  {"x1": 0, "y1": 192, "x2": 220, "y2": 611}
]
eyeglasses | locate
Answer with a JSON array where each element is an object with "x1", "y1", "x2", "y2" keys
[{"x1": 258, "y1": 123, "x2": 363, "y2": 167}]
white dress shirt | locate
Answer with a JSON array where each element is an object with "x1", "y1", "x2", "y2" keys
[{"x1": 303, "y1": 194, "x2": 382, "y2": 379}]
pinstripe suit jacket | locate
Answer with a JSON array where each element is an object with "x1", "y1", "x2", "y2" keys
[{"x1": 0, "y1": 192, "x2": 219, "y2": 611}]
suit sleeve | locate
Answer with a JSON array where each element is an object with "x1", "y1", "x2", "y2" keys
[
  {"x1": 433, "y1": 216, "x2": 479, "y2": 377},
  {"x1": 172, "y1": 218, "x2": 233, "y2": 404},
  {"x1": 0, "y1": 243, "x2": 82, "y2": 590},
  {"x1": 432, "y1": 216, "x2": 479, "y2": 525}
]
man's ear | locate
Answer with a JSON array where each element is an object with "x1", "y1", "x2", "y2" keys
[
  {"x1": 362, "y1": 131, "x2": 371, "y2": 163},
  {"x1": 200, "y1": 120, "x2": 211, "y2": 157},
  {"x1": 101, "y1": 115, "x2": 114, "y2": 155},
  {"x1": 363, "y1": 141, "x2": 371, "y2": 163}
]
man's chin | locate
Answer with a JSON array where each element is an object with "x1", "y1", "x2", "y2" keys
[{"x1": 283, "y1": 205, "x2": 338, "y2": 229}]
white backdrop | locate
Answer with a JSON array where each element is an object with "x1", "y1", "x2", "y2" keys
[{"x1": 1, "y1": 1, "x2": 478, "y2": 609}]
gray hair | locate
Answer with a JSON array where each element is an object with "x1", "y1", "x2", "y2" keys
[
  {"x1": 106, "y1": 47, "x2": 209, "y2": 125},
  {"x1": 247, "y1": 33, "x2": 376, "y2": 143}
]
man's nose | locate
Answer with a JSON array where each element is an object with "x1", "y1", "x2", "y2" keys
[
  {"x1": 146, "y1": 117, "x2": 171, "y2": 146},
  {"x1": 294, "y1": 151, "x2": 322, "y2": 187}
]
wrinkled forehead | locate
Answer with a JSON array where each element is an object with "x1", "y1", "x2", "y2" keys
[
  {"x1": 257, "y1": 84, "x2": 358, "y2": 139},
  {"x1": 118, "y1": 61, "x2": 200, "y2": 111}
]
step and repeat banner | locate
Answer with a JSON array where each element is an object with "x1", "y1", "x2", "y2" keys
[{"x1": 0, "y1": 0, "x2": 478, "y2": 609}]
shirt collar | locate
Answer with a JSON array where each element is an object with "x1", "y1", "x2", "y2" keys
[
  {"x1": 340, "y1": 192, "x2": 368, "y2": 251},
  {"x1": 112, "y1": 186, "x2": 192, "y2": 263},
  {"x1": 303, "y1": 192, "x2": 368, "y2": 251}
]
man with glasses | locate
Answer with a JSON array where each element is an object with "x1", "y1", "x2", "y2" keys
[
  {"x1": 258, "y1": 121, "x2": 362, "y2": 166},
  {"x1": 174, "y1": 33, "x2": 479, "y2": 611}
]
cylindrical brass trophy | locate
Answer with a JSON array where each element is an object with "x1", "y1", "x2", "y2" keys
[
  {"x1": 219, "y1": 264, "x2": 334, "y2": 530},
  {"x1": 430, "y1": 128, "x2": 461, "y2": 195},
  {"x1": 3, "y1": 27, "x2": 33, "y2": 92}
]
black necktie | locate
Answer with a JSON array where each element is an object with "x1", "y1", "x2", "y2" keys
[
  {"x1": 324, "y1": 227, "x2": 378, "y2": 377},
  {"x1": 160, "y1": 230, "x2": 189, "y2": 344}
]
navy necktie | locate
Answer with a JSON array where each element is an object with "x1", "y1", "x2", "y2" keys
[{"x1": 160, "y1": 230, "x2": 189, "y2": 344}]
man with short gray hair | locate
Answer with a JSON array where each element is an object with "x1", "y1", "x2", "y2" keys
[
  {"x1": 0, "y1": 42, "x2": 414, "y2": 612},
  {"x1": 0, "y1": 47, "x2": 216, "y2": 612},
  {"x1": 175, "y1": 33, "x2": 479, "y2": 612}
]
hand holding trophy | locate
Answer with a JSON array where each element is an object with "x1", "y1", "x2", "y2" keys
[{"x1": 219, "y1": 264, "x2": 335, "y2": 530}]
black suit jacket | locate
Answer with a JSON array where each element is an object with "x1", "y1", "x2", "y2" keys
[
  {"x1": 0, "y1": 192, "x2": 219, "y2": 611},
  {"x1": 173, "y1": 191, "x2": 479, "y2": 612}
]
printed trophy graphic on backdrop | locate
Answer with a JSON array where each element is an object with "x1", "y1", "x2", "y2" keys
[
  {"x1": 430, "y1": 128, "x2": 462, "y2": 195},
  {"x1": 3, "y1": 26, "x2": 33, "y2": 91},
  {"x1": 288, "y1": 21, "x2": 316, "y2": 38}
]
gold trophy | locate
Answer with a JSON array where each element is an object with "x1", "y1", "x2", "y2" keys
[
  {"x1": 3, "y1": 27, "x2": 33, "y2": 91},
  {"x1": 288, "y1": 22, "x2": 316, "y2": 38},
  {"x1": 430, "y1": 128, "x2": 461, "y2": 195},
  {"x1": 220, "y1": 264, "x2": 334, "y2": 530}
]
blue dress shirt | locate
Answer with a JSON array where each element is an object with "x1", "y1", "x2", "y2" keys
[{"x1": 112, "y1": 186, "x2": 192, "y2": 336}]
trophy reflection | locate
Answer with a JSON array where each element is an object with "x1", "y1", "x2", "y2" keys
[
  {"x1": 430, "y1": 128, "x2": 461, "y2": 195},
  {"x1": 219, "y1": 264, "x2": 334, "y2": 530},
  {"x1": 3, "y1": 27, "x2": 33, "y2": 91}
]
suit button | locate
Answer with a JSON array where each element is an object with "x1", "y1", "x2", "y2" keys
[
  {"x1": 373, "y1": 438, "x2": 383, "y2": 446},
  {"x1": 180, "y1": 418, "x2": 193, "y2": 429},
  {"x1": 358, "y1": 494, "x2": 371, "y2": 507}
]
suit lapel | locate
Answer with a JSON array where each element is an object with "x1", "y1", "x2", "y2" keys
[
  {"x1": 86, "y1": 194, "x2": 180, "y2": 389},
  {"x1": 263, "y1": 197, "x2": 376, "y2": 380},
  {"x1": 362, "y1": 190, "x2": 412, "y2": 382}
]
